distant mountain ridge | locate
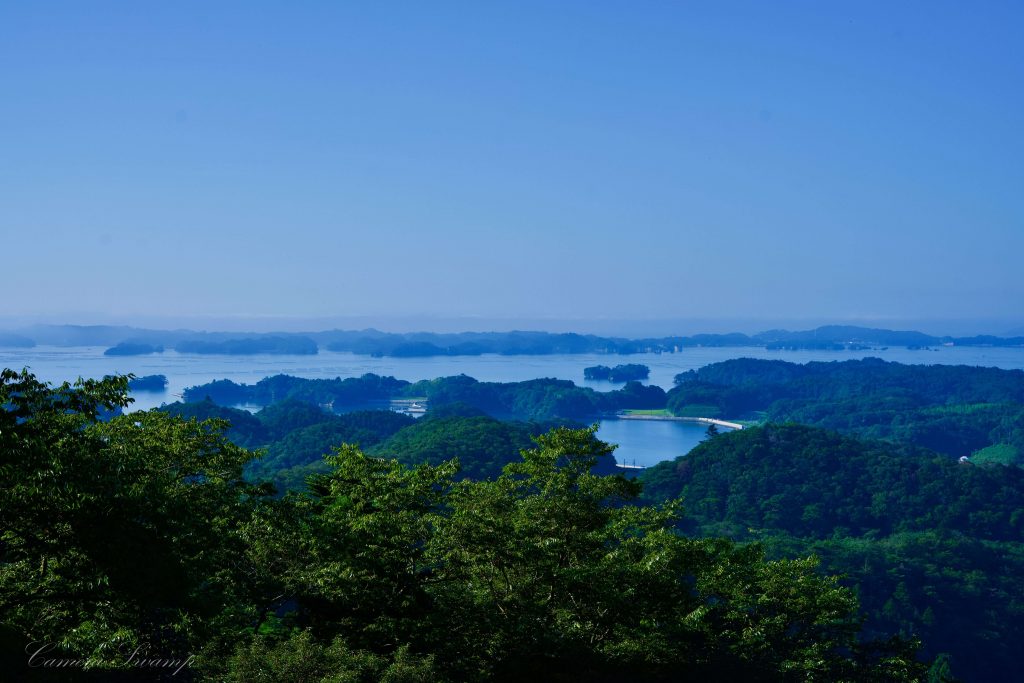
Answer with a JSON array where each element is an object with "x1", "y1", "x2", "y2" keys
[{"x1": 1, "y1": 323, "x2": 1022, "y2": 355}]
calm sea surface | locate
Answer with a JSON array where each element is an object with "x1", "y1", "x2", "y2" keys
[{"x1": 4, "y1": 345, "x2": 1023, "y2": 467}]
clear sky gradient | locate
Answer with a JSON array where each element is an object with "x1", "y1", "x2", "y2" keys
[{"x1": 2, "y1": 2, "x2": 1021, "y2": 332}]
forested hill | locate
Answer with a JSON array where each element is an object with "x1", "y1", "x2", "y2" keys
[
  {"x1": 640, "y1": 424, "x2": 1024, "y2": 540},
  {"x1": 161, "y1": 398, "x2": 415, "y2": 492},
  {"x1": 668, "y1": 357, "x2": 1024, "y2": 464},
  {"x1": 160, "y1": 398, "x2": 580, "y2": 491},
  {"x1": 640, "y1": 424, "x2": 1024, "y2": 680},
  {"x1": 367, "y1": 407, "x2": 583, "y2": 481}
]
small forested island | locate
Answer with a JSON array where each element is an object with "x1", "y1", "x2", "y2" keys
[
  {"x1": 175, "y1": 335, "x2": 318, "y2": 355},
  {"x1": 103, "y1": 341, "x2": 164, "y2": 355},
  {"x1": 584, "y1": 363, "x2": 650, "y2": 382},
  {"x1": 126, "y1": 374, "x2": 168, "y2": 391},
  {"x1": 2, "y1": 369, "x2": 935, "y2": 681}
]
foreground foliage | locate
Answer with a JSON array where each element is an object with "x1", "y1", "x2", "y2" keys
[{"x1": 0, "y1": 371, "x2": 928, "y2": 681}]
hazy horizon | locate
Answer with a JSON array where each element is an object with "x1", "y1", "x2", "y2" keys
[
  {"x1": 2, "y1": 312, "x2": 1022, "y2": 339},
  {"x1": 3, "y1": 3, "x2": 1021, "y2": 325}
]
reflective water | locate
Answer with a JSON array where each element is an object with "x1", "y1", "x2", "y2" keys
[{"x1": 596, "y1": 418, "x2": 718, "y2": 468}]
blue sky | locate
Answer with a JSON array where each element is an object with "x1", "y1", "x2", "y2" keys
[{"x1": 2, "y1": 1, "x2": 1021, "y2": 332}]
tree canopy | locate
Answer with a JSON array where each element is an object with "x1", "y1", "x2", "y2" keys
[{"x1": 0, "y1": 370, "x2": 929, "y2": 681}]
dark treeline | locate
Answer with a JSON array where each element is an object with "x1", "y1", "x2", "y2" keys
[
  {"x1": 668, "y1": 357, "x2": 1024, "y2": 464},
  {"x1": 404, "y1": 376, "x2": 665, "y2": 420},
  {"x1": 0, "y1": 370, "x2": 932, "y2": 682},
  {"x1": 183, "y1": 374, "x2": 667, "y2": 422},
  {"x1": 181, "y1": 373, "x2": 410, "y2": 407}
]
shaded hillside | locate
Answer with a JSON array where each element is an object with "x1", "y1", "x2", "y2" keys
[
  {"x1": 640, "y1": 424, "x2": 1024, "y2": 680},
  {"x1": 640, "y1": 424, "x2": 1024, "y2": 540},
  {"x1": 161, "y1": 398, "x2": 414, "y2": 492}
]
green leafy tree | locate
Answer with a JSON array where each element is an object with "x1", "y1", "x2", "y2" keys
[{"x1": 0, "y1": 369, "x2": 268, "y2": 675}]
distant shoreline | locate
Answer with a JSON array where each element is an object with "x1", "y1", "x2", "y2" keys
[{"x1": 2, "y1": 323, "x2": 1023, "y2": 357}]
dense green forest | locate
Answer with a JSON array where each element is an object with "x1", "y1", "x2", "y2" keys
[
  {"x1": 368, "y1": 406, "x2": 579, "y2": 480},
  {"x1": 162, "y1": 360, "x2": 1024, "y2": 680},
  {"x1": 0, "y1": 370, "x2": 934, "y2": 681},
  {"x1": 160, "y1": 399, "x2": 583, "y2": 492},
  {"x1": 667, "y1": 357, "x2": 1024, "y2": 464},
  {"x1": 161, "y1": 398, "x2": 416, "y2": 493},
  {"x1": 160, "y1": 397, "x2": 572, "y2": 492},
  {"x1": 640, "y1": 424, "x2": 1024, "y2": 680}
]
